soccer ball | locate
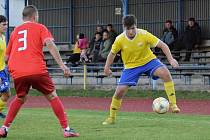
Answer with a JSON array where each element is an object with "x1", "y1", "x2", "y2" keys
[{"x1": 152, "y1": 97, "x2": 169, "y2": 114}]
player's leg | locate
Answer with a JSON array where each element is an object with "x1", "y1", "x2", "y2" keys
[
  {"x1": 0, "y1": 92, "x2": 11, "y2": 118},
  {"x1": 153, "y1": 67, "x2": 180, "y2": 113},
  {"x1": 111, "y1": 85, "x2": 129, "y2": 118},
  {"x1": 31, "y1": 73, "x2": 79, "y2": 137},
  {"x1": 0, "y1": 76, "x2": 30, "y2": 138},
  {"x1": 0, "y1": 69, "x2": 11, "y2": 118},
  {"x1": 103, "y1": 67, "x2": 140, "y2": 125},
  {"x1": 102, "y1": 85, "x2": 129, "y2": 125},
  {"x1": 45, "y1": 91, "x2": 79, "y2": 137}
]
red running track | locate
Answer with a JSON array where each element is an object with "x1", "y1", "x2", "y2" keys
[{"x1": 7, "y1": 96, "x2": 210, "y2": 115}]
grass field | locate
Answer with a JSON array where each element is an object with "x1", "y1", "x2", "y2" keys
[
  {"x1": 0, "y1": 108, "x2": 210, "y2": 140},
  {"x1": 2, "y1": 89, "x2": 210, "y2": 139}
]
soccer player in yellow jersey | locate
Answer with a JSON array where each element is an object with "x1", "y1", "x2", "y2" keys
[
  {"x1": 0, "y1": 15, "x2": 10, "y2": 119},
  {"x1": 103, "y1": 15, "x2": 180, "y2": 125}
]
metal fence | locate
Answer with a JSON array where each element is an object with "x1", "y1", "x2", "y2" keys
[
  {"x1": 28, "y1": 0, "x2": 72, "y2": 45},
  {"x1": 128, "y1": 0, "x2": 179, "y2": 37},
  {"x1": 129, "y1": 0, "x2": 210, "y2": 39},
  {"x1": 183, "y1": 0, "x2": 210, "y2": 39},
  {"x1": 26, "y1": 0, "x2": 210, "y2": 44},
  {"x1": 72, "y1": 0, "x2": 122, "y2": 42}
]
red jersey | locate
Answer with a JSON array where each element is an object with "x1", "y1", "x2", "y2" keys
[{"x1": 6, "y1": 22, "x2": 54, "y2": 79}]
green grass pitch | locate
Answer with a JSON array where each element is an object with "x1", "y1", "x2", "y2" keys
[{"x1": 1, "y1": 108, "x2": 210, "y2": 140}]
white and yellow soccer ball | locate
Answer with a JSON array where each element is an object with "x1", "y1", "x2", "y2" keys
[{"x1": 152, "y1": 97, "x2": 169, "y2": 114}]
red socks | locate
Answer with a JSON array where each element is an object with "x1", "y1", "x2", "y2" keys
[
  {"x1": 3, "y1": 96, "x2": 68, "y2": 129},
  {"x1": 3, "y1": 97, "x2": 24, "y2": 127},
  {"x1": 50, "y1": 97, "x2": 68, "y2": 129}
]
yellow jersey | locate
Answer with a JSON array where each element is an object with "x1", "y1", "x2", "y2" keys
[
  {"x1": 73, "y1": 41, "x2": 81, "y2": 54},
  {"x1": 0, "y1": 35, "x2": 6, "y2": 71},
  {"x1": 111, "y1": 29, "x2": 159, "y2": 69}
]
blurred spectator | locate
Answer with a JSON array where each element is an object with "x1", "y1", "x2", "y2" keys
[
  {"x1": 161, "y1": 20, "x2": 178, "y2": 50},
  {"x1": 114, "y1": 52, "x2": 122, "y2": 63},
  {"x1": 174, "y1": 18, "x2": 201, "y2": 61},
  {"x1": 87, "y1": 32, "x2": 103, "y2": 62},
  {"x1": 107, "y1": 24, "x2": 118, "y2": 44},
  {"x1": 106, "y1": 24, "x2": 121, "y2": 62},
  {"x1": 77, "y1": 33, "x2": 89, "y2": 63},
  {"x1": 89, "y1": 25, "x2": 104, "y2": 50},
  {"x1": 98, "y1": 30, "x2": 112, "y2": 62},
  {"x1": 96, "y1": 25, "x2": 104, "y2": 33},
  {"x1": 66, "y1": 34, "x2": 81, "y2": 66}
]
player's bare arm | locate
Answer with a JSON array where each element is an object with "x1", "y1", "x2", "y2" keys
[
  {"x1": 46, "y1": 39, "x2": 71, "y2": 77},
  {"x1": 156, "y1": 40, "x2": 179, "y2": 68},
  {"x1": 104, "y1": 52, "x2": 116, "y2": 76},
  {"x1": 4, "y1": 55, "x2": 9, "y2": 64}
]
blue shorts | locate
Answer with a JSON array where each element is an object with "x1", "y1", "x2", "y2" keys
[
  {"x1": 0, "y1": 68, "x2": 10, "y2": 93},
  {"x1": 118, "y1": 59, "x2": 165, "y2": 86}
]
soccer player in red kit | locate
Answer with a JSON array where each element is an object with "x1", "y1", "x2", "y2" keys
[{"x1": 0, "y1": 5, "x2": 79, "y2": 138}]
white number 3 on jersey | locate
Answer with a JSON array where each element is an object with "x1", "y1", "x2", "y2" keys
[{"x1": 18, "y1": 30, "x2": 27, "y2": 51}]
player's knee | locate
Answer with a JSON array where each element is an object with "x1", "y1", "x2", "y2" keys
[
  {"x1": 157, "y1": 70, "x2": 165, "y2": 77},
  {"x1": 45, "y1": 90, "x2": 58, "y2": 101},
  {"x1": 114, "y1": 88, "x2": 127, "y2": 99},
  {"x1": 161, "y1": 72, "x2": 172, "y2": 81},
  {"x1": 114, "y1": 93, "x2": 123, "y2": 99},
  {"x1": 17, "y1": 96, "x2": 27, "y2": 103},
  {"x1": 156, "y1": 68, "x2": 171, "y2": 80}
]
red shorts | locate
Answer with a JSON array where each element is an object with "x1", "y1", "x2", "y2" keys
[{"x1": 14, "y1": 73, "x2": 55, "y2": 98}]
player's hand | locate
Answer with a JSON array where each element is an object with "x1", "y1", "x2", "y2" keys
[
  {"x1": 104, "y1": 66, "x2": 112, "y2": 76},
  {"x1": 169, "y1": 58, "x2": 179, "y2": 68},
  {"x1": 61, "y1": 65, "x2": 71, "y2": 77}
]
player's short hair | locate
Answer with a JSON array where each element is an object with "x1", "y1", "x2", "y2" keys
[
  {"x1": 165, "y1": 20, "x2": 172, "y2": 24},
  {"x1": 103, "y1": 29, "x2": 109, "y2": 34},
  {"x1": 103, "y1": 30, "x2": 109, "y2": 37},
  {"x1": 95, "y1": 32, "x2": 102, "y2": 36},
  {"x1": 22, "y1": 5, "x2": 38, "y2": 19},
  {"x1": 0, "y1": 15, "x2": 7, "y2": 23},
  {"x1": 107, "y1": 24, "x2": 113, "y2": 28},
  {"x1": 79, "y1": 33, "x2": 85, "y2": 39},
  {"x1": 122, "y1": 14, "x2": 137, "y2": 28},
  {"x1": 188, "y1": 17, "x2": 195, "y2": 22}
]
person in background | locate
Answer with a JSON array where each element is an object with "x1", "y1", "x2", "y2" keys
[
  {"x1": 0, "y1": 15, "x2": 11, "y2": 119},
  {"x1": 161, "y1": 20, "x2": 178, "y2": 51},
  {"x1": 174, "y1": 18, "x2": 201, "y2": 61},
  {"x1": 89, "y1": 25, "x2": 104, "y2": 49},
  {"x1": 77, "y1": 33, "x2": 89, "y2": 63},
  {"x1": 87, "y1": 32, "x2": 103, "y2": 62},
  {"x1": 96, "y1": 25, "x2": 104, "y2": 34},
  {"x1": 66, "y1": 34, "x2": 81, "y2": 66},
  {"x1": 107, "y1": 24, "x2": 118, "y2": 44},
  {"x1": 98, "y1": 30, "x2": 112, "y2": 62},
  {"x1": 182, "y1": 18, "x2": 201, "y2": 61}
]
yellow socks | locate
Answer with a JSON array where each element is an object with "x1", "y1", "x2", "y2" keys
[
  {"x1": 164, "y1": 81, "x2": 176, "y2": 105},
  {"x1": 109, "y1": 96, "x2": 122, "y2": 118},
  {"x1": 0, "y1": 98, "x2": 6, "y2": 112}
]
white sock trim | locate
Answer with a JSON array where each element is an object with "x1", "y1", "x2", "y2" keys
[
  {"x1": 2, "y1": 125, "x2": 9, "y2": 132},
  {"x1": 64, "y1": 126, "x2": 70, "y2": 131}
]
